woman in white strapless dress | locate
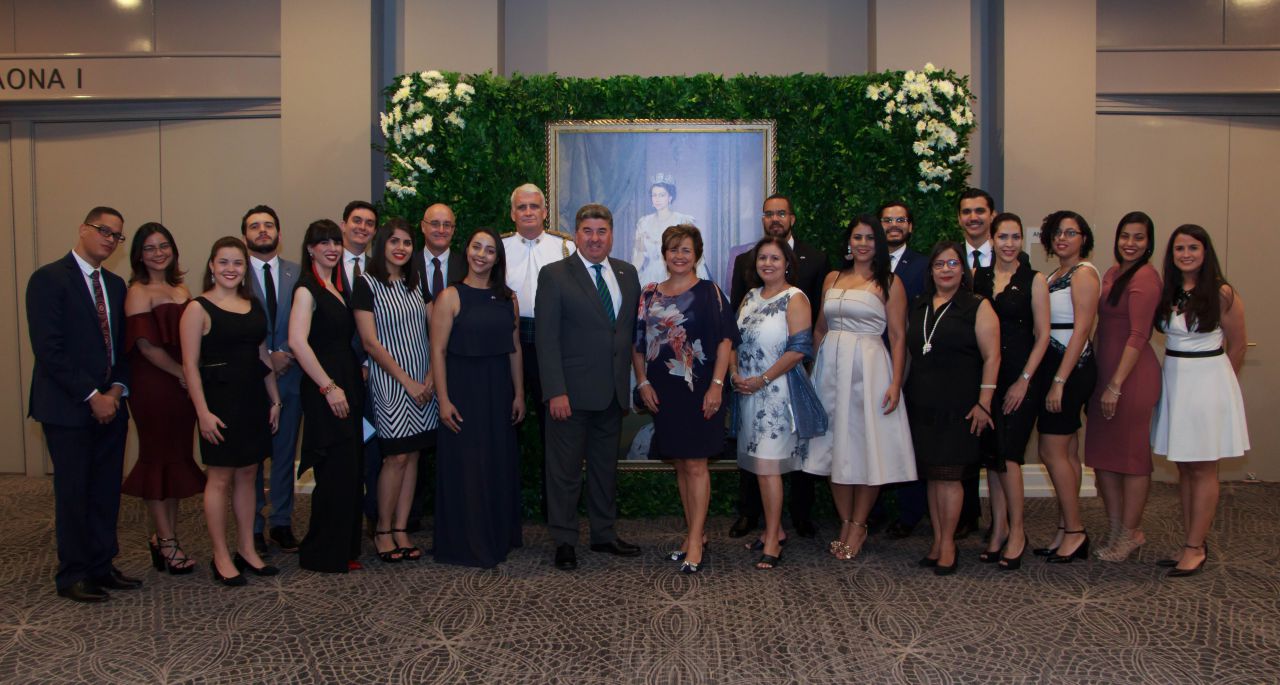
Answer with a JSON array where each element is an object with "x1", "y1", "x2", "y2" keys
[{"x1": 805, "y1": 215, "x2": 915, "y2": 560}]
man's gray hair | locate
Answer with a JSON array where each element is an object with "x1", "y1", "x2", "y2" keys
[{"x1": 510, "y1": 183, "x2": 546, "y2": 209}]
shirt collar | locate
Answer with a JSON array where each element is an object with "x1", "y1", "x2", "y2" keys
[
  {"x1": 577, "y1": 251, "x2": 607, "y2": 271},
  {"x1": 967, "y1": 239, "x2": 991, "y2": 256},
  {"x1": 889, "y1": 245, "x2": 907, "y2": 261},
  {"x1": 427, "y1": 248, "x2": 449, "y2": 263},
  {"x1": 70, "y1": 249, "x2": 98, "y2": 277},
  {"x1": 251, "y1": 254, "x2": 279, "y2": 271},
  {"x1": 344, "y1": 248, "x2": 364, "y2": 262}
]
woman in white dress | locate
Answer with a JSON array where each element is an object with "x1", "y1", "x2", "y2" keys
[
  {"x1": 805, "y1": 215, "x2": 915, "y2": 561},
  {"x1": 732, "y1": 236, "x2": 812, "y2": 570},
  {"x1": 632, "y1": 176, "x2": 708, "y2": 286},
  {"x1": 1151, "y1": 224, "x2": 1248, "y2": 578}
]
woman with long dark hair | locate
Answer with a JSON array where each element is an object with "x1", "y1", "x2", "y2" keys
[
  {"x1": 1151, "y1": 225, "x2": 1249, "y2": 577},
  {"x1": 804, "y1": 215, "x2": 915, "y2": 561},
  {"x1": 1084, "y1": 211, "x2": 1162, "y2": 562},
  {"x1": 1033, "y1": 210, "x2": 1099, "y2": 564},
  {"x1": 972, "y1": 213, "x2": 1049, "y2": 570},
  {"x1": 904, "y1": 241, "x2": 1000, "y2": 575},
  {"x1": 122, "y1": 223, "x2": 204, "y2": 574},
  {"x1": 429, "y1": 227, "x2": 525, "y2": 568},
  {"x1": 179, "y1": 237, "x2": 281, "y2": 585},
  {"x1": 289, "y1": 219, "x2": 365, "y2": 573}
]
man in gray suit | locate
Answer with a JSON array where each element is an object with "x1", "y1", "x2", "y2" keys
[
  {"x1": 536, "y1": 204, "x2": 642, "y2": 570},
  {"x1": 241, "y1": 205, "x2": 303, "y2": 554}
]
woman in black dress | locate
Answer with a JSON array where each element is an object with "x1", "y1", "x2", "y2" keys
[
  {"x1": 972, "y1": 214, "x2": 1050, "y2": 570},
  {"x1": 632, "y1": 225, "x2": 736, "y2": 574},
  {"x1": 429, "y1": 227, "x2": 525, "y2": 568},
  {"x1": 288, "y1": 220, "x2": 365, "y2": 573},
  {"x1": 179, "y1": 237, "x2": 281, "y2": 585},
  {"x1": 905, "y1": 241, "x2": 1000, "y2": 575}
]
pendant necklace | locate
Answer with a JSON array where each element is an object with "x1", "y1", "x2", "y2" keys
[{"x1": 922, "y1": 300, "x2": 952, "y2": 355}]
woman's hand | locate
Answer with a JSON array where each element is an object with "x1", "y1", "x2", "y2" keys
[
  {"x1": 966, "y1": 403, "x2": 994, "y2": 435},
  {"x1": 637, "y1": 383, "x2": 660, "y2": 413},
  {"x1": 269, "y1": 403, "x2": 281, "y2": 433},
  {"x1": 511, "y1": 395, "x2": 526, "y2": 425},
  {"x1": 702, "y1": 384, "x2": 724, "y2": 419},
  {"x1": 402, "y1": 377, "x2": 428, "y2": 406},
  {"x1": 422, "y1": 375, "x2": 435, "y2": 401},
  {"x1": 734, "y1": 374, "x2": 766, "y2": 395},
  {"x1": 1002, "y1": 377, "x2": 1028, "y2": 415},
  {"x1": 199, "y1": 411, "x2": 227, "y2": 444},
  {"x1": 439, "y1": 399, "x2": 463, "y2": 433},
  {"x1": 881, "y1": 383, "x2": 901, "y2": 415},
  {"x1": 325, "y1": 387, "x2": 349, "y2": 419},
  {"x1": 1100, "y1": 384, "x2": 1120, "y2": 420},
  {"x1": 1045, "y1": 382, "x2": 1064, "y2": 414}
]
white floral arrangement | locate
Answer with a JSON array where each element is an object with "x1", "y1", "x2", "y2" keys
[
  {"x1": 379, "y1": 70, "x2": 475, "y2": 198},
  {"x1": 865, "y1": 63, "x2": 974, "y2": 193}
]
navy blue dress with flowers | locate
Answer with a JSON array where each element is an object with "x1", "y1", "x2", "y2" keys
[{"x1": 634, "y1": 280, "x2": 738, "y2": 460}]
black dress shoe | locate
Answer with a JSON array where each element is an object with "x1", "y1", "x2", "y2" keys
[
  {"x1": 885, "y1": 521, "x2": 916, "y2": 540},
  {"x1": 58, "y1": 579, "x2": 109, "y2": 603},
  {"x1": 253, "y1": 533, "x2": 269, "y2": 556},
  {"x1": 554, "y1": 544, "x2": 577, "y2": 571},
  {"x1": 953, "y1": 519, "x2": 979, "y2": 541},
  {"x1": 728, "y1": 515, "x2": 758, "y2": 538},
  {"x1": 590, "y1": 538, "x2": 641, "y2": 557},
  {"x1": 269, "y1": 526, "x2": 300, "y2": 553},
  {"x1": 793, "y1": 520, "x2": 817, "y2": 539},
  {"x1": 93, "y1": 568, "x2": 142, "y2": 590}
]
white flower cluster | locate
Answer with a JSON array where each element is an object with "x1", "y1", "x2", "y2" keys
[
  {"x1": 379, "y1": 70, "x2": 475, "y2": 198},
  {"x1": 865, "y1": 63, "x2": 973, "y2": 193}
]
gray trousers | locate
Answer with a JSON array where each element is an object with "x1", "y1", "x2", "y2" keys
[{"x1": 545, "y1": 398, "x2": 623, "y2": 546}]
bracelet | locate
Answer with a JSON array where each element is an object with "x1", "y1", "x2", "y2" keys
[
  {"x1": 1052, "y1": 375, "x2": 1066, "y2": 385},
  {"x1": 1106, "y1": 384, "x2": 1122, "y2": 397},
  {"x1": 1020, "y1": 371, "x2": 1032, "y2": 381},
  {"x1": 637, "y1": 379, "x2": 651, "y2": 389},
  {"x1": 979, "y1": 384, "x2": 997, "y2": 390},
  {"x1": 271, "y1": 401, "x2": 284, "y2": 408},
  {"x1": 761, "y1": 374, "x2": 771, "y2": 386},
  {"x1": 711, "y1": 378, "x2": 724, "y2": 386},
  {"x1": 320, "y1": 381, "x2": 338, "y2": 395}
]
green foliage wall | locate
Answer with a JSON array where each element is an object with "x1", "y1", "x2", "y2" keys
[{"x1": 379, "y1": 68, "x2": 975, "y2": 518}]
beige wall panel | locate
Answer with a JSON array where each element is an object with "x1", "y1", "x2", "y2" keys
[
  {"x1": 1226, "y1": 0, "x2": 1280, "y2": 45},
  {"x1": 14, "y1": 0, "x2": 156, "y2": 53},
  {"x1": 159, "y1": 118, "x2": 283, "y2": 266},
  {"x1": 872, "y1": 0, "x2": 970, "y2": 73},
  {"x1": 401, "y1": 0, "x2": 500, "y2": 74},
  {"x1": 0, "y1": 0, "x2": 14, "y2": 53},
  {"x1": 0, "y1": 124, "x2": 22, "y2": 473},
  {"x1": 154, "y1": 0, "x2": 281, "y2": 54},
  {"x1": 1097, "y1": 0, "x2": 1223, "y2": 47},
  {"x1": 504, "y1": 0, "x2": 869, "y2": 77},
  {"x1": 1224, "y1": 116, "x2": 1280, "y2": 481}
]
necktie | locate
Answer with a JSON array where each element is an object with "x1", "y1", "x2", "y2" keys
[
  {"x1": 972, "y1": 249, "x2": 981, "y2": 270},
  {"x1": 432, "y1": 256, "x2": 443, "y2": 296},
  {"x1": 592, "y1": 264, "x2": 615, "y2": 324},
  {"x1": 352, "y1": 256, "x2": 362, "y2": 282},
  {"x1": 90, "y1": 270, "x2": 112, "y2": 369},
  {"x1": 262, "y1": 263, "x2": 278, "y2": 324},
  {"x1": 523, "y1": 239, "x2": 538, "y2": 312}
]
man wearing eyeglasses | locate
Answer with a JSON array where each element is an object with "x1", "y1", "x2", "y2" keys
[
  {"x1": 727, "y1": 194, "x2": 831, "y2": 540},
  {"x1": 27, "y1": 207, "x2": 140, "y2": 603}
]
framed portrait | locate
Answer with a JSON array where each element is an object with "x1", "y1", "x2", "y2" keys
[{"x1": 546, "y1": 119, "x2": 777, "y2": 468}]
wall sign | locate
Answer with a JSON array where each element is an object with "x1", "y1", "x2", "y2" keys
[{"x1": 0, "y1": 56, "x2": 279, "y2": 101}]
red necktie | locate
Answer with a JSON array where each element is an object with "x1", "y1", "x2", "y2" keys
[{"x1": 91, "y1": 270, "x2": 112, "y2": 369}]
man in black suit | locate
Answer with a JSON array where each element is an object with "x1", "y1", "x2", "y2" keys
[
  {"x1": 536, "y1": 204, "x2": 642, "y2": 570},
  {"x1": 728, "y1": 194, "x2": 831, "y2": 539},
  {"x1": 27, "y1": 206, "x2": 141, "y2": 602}
]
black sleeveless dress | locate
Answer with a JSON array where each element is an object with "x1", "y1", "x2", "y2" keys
[
  {"x1": 434, "y1": 284, "x2": 522, "y2": 568},
  {"x1": 194, "y1": 297, "x2": 271, "y2": 468},
  {"x1": 974, "y1": 262, "x2": 1042, "y2": 467}
]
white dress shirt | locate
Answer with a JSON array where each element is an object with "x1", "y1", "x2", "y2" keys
[
  {"x1": 504, "y1": 230, "x2": 576, "y2": 319},
  {"x1": 424, "y1": 248, "x2": 451, "y2": 296},
  {"x1": 889, "y1": 244, "x2": 907, "y2": 272},
  {"x1": 966, "y1": 240, "x2": 993, "y2": 269},
  {"x1": 71, "y1": 249, "x2": 126, "y2": 397},
  {"x1": 342, "y1": 248, "x2": 366, "y2": 287},
  {"x1": 250, "y1": 254, "x2": 280, "y2": 302},
  {"x1": 577, "y1": 251, "x2": 621, "y2": 315}
]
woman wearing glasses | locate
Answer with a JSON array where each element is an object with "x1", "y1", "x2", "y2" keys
[
  {"x1": 904, "y1": 241, "x2": 1000, "y2": 575},
  {"x1": 1033, "y1": 211, "x2": 1100, "y2": 563},
  {"x1": 122, "y1": 223, "x2": 204, "y2": 574}
]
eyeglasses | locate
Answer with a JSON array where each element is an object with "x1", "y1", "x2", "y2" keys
[
  {"x1": 932, "y1": 258, "x2": 962, "y2": 270},
  {"x1": 422, "y1": 219, "x2": 456, "y2": 230},
  {"x1": 762, "y1": 210, "x2": 790, "y2": 219},
  {"x1": 1057, "y1": 229, "x2": 1082, "y2": 239},
  {"x1": 86, "y1": 223, "x2": 127, "y2": 244},
  {"x1": 140, "y1": 242, "x2": 172, "y2": 254},
  {"x1": 881, "y1": 217, "x2": 909, "y2": 225}
]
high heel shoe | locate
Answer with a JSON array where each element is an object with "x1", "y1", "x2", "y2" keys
[
  {"x1": 999, "y1": 535, "x2": 1028, "y2": 571},
  {"x1": 391, "y1": 528, "x2": 423, "y2": 561},
  {"x1": 668, "y1": 542, "x2": 706, "y2": 563},
  {"x1": 978, "y1": 534, "x2": 1008, "y2": 563},
  {"x1": 373, "y1": 531, "x2": 403, "y2": 563},
  {"x1": 1033, "y1": 526, "x2": 1064, "y2": 557},
  {"x1": 210, "y1": 560, "x2": 247, "y2": 587},
  {"x1": 934, "y1": 557, "x2": 959, "y2": 576},
  {"x1": 1167, "y1": 544, "x2": 1208, "y2": 578},
  {"x1": 156, "y1": 537, "x2": 195, "y2": 575},
  {"x1": 233, "y1": 552, "x2": 279, "y2": 577},
  {"x1": 1096, "y1": 527, "x2": 1145, "y2": 562},
  {"x1": 1157, "y1": 542, "x2": 1208, "y2": 568},
  {"x1": 1046, "y1": 529, "x2": 1089, "y2": 564},
  {"x1": 149, "y1": 538, "x2": 163, "y2": 571}
]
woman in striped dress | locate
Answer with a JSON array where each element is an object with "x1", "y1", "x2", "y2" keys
[{"x1": 353, "y1": 219, "x2": 438, "y2": 563}]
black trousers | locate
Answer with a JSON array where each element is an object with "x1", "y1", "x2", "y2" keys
[
  {"x1": 545, "y1": 398, "x2": 622, "y2": 547},
  {"x1": 44, "y1": 416, "x2": 128, "y2": 590},
  {"x1": 520, "y1": 335, "x2": 548, "y2": 519},
  {"x1": 299, "y1": 441, "x2": 364, "y2": 573}
]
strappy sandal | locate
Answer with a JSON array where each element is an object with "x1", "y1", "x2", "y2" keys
[
  {"x1": 374, "y1": 531, "x2": 404, "y2": 563},
  {"x1": 157, "y1": 537, "x2": 195, "y2": 575},
  {"x1": 392, "y1": 528, "x2": 423, "y2": 561},
  {"x1": 756, "y1": 549, "x2": 784, "y2": 570}
]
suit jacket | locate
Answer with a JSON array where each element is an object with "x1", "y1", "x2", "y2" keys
[
  {"x1": 894, "y1": 247, "x2": 929, "y2": 306},
  {"x1": 535, "y1": 256, "x2": 641, "y2": 411},
  {"x1": 246, "y1": 256, "x2": 302, "y2": 390},
  {"x1": 729, "y1": 237, "x2": 830, "y2": 326},
  {"x1": 27, "y1": 252, "x2": 131, "y2": 427},
  {"x1": 413, "y1": 249, "x2": 467, "y2": 302}
]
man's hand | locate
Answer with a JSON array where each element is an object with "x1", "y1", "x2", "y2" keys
[
  {"x1": 269, "y1": 350, "x2": 295, "y2": 376},
  {"x1": 88, "y1": 392, "x2": 118, "y2": 424},
  {"x1": 548, "y1": 395, "x2": 572, "y2": 421}
]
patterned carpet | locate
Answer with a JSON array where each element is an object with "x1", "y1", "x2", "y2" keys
[{"x1": 0, "y1": 475, "x2": 1277, "y2": 684}]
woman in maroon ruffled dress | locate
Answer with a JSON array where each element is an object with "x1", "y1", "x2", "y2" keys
[{"x1": 122, "y1": 223, "x2": 205, "y2": 574}]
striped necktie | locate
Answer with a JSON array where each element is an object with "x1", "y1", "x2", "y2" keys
[{"x1": 592, "y1": 264, "x2": 615, "y2": 324}]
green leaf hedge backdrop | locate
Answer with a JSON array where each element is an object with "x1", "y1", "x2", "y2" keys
[{"x1": 379, "y1": 68, "x2": 975, "y2": 518}]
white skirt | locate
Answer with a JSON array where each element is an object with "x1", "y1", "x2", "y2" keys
[{"x1": 1151, "y1": 354, "x2": 1250, "y2": 461}]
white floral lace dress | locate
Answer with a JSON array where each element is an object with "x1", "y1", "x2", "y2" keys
[{"x1": 735, "y1": 286, "x2": 804, "y2": 475}]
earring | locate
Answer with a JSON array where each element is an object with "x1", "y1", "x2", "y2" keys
[{"x1": 845, "y1": 244, "x2": 854, "y2": 261}]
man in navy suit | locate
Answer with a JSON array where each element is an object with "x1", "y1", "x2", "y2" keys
[
  {"x1": 242, "y1": 205, "x2": 303, "y2": 554},
  {"x1": 27, "y1": 206, "x2": 141, "y2": 602}
]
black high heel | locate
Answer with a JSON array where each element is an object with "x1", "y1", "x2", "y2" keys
[
  {"x1": 391, "y1": 528, "x2": 423, "y2": 561},
  {"x1": 149, "y1": 538, "x2": 163, "y2": 571},
  {"x1": 1033, "y1": 526, "x2": 1065, "y2": 557},
  {"x1": 999, "y1": 535, "x2": 1028, "y2": 571},
  {"x1": 233, "y1": 552, "x2": 279, "y2": 577},
  {"x1": 934, "y1": 557, "x2": 959, "y2": 576},
  {"x1": 1157, "y1": 542, "x2": 1209, "y2": 568},
  {"x1": 1167, "y1": 544, "x2": 1208, "y2": 578},
  {"x1": 373, "y1": 531, "x2": 403, "y2": 563},
  {"x1": 978, "y1": 534, "x2": 1008, "y2": 563},
  {"x1": 157, "y1": 537, "x2": 195, "y2": 575},
  {"x1": 1046, "y1": 529, "x2": 1089, "y2": 564},
  {"x1": 210, "y1": 560, "x2": 247, "y2": 587}
]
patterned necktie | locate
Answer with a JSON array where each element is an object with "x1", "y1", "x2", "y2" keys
[
  {"x1": 352, "y1": 256, "x2": 362, "y2": 282},
  {"x1": 972, "y1": 249, "x2": 981, "y2": 270},
  {"x1": 592, "y1": 264, "x2": 615, "y2": 324},
  {"x1": 262, "y1": 263, "x2": 277, "y2": 324},
  {"x1": 90, "y1": 270, "x2": 112, "y2": 368},
  {"x1": 432, "y1": 256, "x2": 443, "y2": 296}
]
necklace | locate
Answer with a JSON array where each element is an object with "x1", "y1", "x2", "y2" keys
[{"x1": 922, "y1": 300, "x2": 952, "y2": 355}]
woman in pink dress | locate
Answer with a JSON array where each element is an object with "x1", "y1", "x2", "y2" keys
[{"x1": 1083, "y1": 212, "x2": 1162, "y2": 562}]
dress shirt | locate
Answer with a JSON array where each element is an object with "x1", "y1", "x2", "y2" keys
[
  {"x1": 577, "y1": 252, "x2": 621, "y2": 315},
  {"x1": 71, "y1": 249, "x2": 127, "y2": 397},
  {"x1": 966, "y1": 240, "x2": 993, "y2": 269},
  {"x1": 342, "y1": 249, "x2": 366, "y2": 288},
  {"x1": 425, "y1": 248, "x2": 451, "y2": 297},
  {"x1": 250, "y1": 254, "x2": 280, "y2": 303},
  {"x1": 889, "y1": 245, "x2": 907, "y2": 271},
  {"x1": 504, "y1": 231, "x2": 576, "y2": 319}
]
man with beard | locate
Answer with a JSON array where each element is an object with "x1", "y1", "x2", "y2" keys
[
  {"x1": 241, "y1": 205, "x2": 303, "y2": 554},
  {"x1": 728, "y1": 194, "x2": 830, "y2": 540}
]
